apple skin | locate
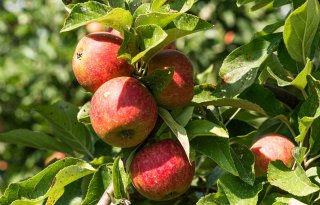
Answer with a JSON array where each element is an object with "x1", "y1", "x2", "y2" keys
[
  {"x1": 148, "y1": 49, "x2": 194, "y2": 110},
  {"x1": 85, "y1": 22, "x2": 107, "y2": 33},
  {"x1": 72, "y1": 32, "x2": 132, "y2": 93},
  {"x1": 90, "y1": 77, "x2": 158, "y2": 148},
  {"x1": 250, "y1": 134, "x2": 295, "y2": 176},
  {"x1": 130, "y1": 139, "x2": 195, "y2": 201}
]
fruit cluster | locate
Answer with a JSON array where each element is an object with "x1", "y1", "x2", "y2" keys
[{"x1": 72, "y1": 30, "x2": 194, "y2": 200}]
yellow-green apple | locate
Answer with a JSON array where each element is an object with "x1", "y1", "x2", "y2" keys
[
  {"x1": 72, "y1": 32, "x2": 132, "y2": 92},
  {"x1": 90, "y1": 77, "x2": 158, "y2": 148},
  {"x1": 85, "y1": 22, "x2": 107, "y2": 33},
  {"x1": 130, "y1": 139, "x2": 195, "y2": 201},
  {"x1": 250, "y1": 134, "x2": 295, "y2": 176},
  {"x1": 148, "y1": 49, "x2": 194, "y2": 110}
]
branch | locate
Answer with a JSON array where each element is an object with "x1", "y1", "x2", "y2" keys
[{"x1": 98, "y1": 182, "x2": 114, "y2": 205}]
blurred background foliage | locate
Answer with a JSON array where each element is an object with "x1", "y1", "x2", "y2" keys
[{"x1": 0, "y1": 0, "x2": 290, "y2": 194}]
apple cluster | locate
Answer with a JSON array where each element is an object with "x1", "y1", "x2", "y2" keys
[{"x1": 72, "y1": 30, "x2": 194, "y2": 200}]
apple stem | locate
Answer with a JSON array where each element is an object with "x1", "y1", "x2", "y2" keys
[{"x1": 97, "y1": 182, "x2": 114, "y2": 205}]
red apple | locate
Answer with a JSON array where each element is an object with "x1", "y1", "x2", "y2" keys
[
  {"x1": 148, "y1": 49, "x2": 194, "y2": 110},
  {"x1": 107, "y1": 27, "x2": 123, "y2": 38},
  {"x1": 250, "y1": 134, "x2": 295, "y2": 176},
  {"x1": 90, "y1": 77, "x2": 158, "y2": 148},
  {"x1": 130, "y1": 139, "x2": 195, "y2": 201},
  {"x1": 72, "y1": 32, "x2": 132, "y2": 93}
]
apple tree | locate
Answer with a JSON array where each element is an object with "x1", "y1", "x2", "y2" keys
[{"x1": 0, "y1": 0, "x2": 320, "y2": 204}]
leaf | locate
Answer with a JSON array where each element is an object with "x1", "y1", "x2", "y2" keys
[
  {"x1": 283, "y1": 0, "x2": 320, "y2": 62},
  {"x1": 135, "y1": 12, "x2": 181, "y2": 28},
  {"x1": 192, "y1": 84, "x2": 267, "y2": 116},
  {"x1": 81, "y1": 166, "x2": 112, "y2": 205},
  {"x1": 230, "y1": 143, "x2": 255, "y2": 185},
  {"x1": 0, "y1": 129, "x2": 73, "y2": 155},
  {"x1": 167, "y1": 0, "x2": 195, "y2": 12},
  {"x1": 239, "y1": 84, "x2": 287, "y2": 116},
  {"x1": 218, "y1": 34, "x2": 282, "y2": 98},
  {"x1": 251, "y1": 0, "x2": 273, "y2": 11},
  {"x1": 61, "y1": 2, "x2": 133, "y2": 33},
  {"x1": 196, "y1": 191, "x2": 229, "y2": 205},
  {"x1": 77, "y1": 101, "x2": 91, "y2": 125},
  {"x1": 0, "y1": 158, "x2": 96, "y2": 205},
  {"x1": 140, "y1": 67, "x2": 174, "y2": 95},
  {"x1": 218, "y1": 174, "x2": 264, "y2": 205},
  {"x1": 296, "y1": 76, "x2": 320, "y2": 142},
  {"x1": 309, "y1": 117, "x2": 320, "y2": 155},
  {"x1": 273, "y1": 0, "x2": 291, "y2": 7},
  {"x1": 262, "y1": 21, "x2": 284, "y2": 33},
  {"x1": 267, "y1": 58, "x2": 313, "y2": 90},
  {"x1": 186, "y1": 120, "x2": 229, "y2": 141},
  {"x1": 36, "y1": 100, "x2": 93, "y2": 157},
  {"x1": 158, "y1": 107, "x2": 190, "y2": 163},
  {"x1": 131, "y1": 24, "x2": 168, "y2": 63},
  {"x1": 188, "y1": 122, "x2": 237, "y2": 175},
  {"x1": 277, "y1": 40, "x2": 304, "y2": 74},
  {"x1": 151, "y1": 0, "x2": 167, "y2": 11},
  {"x1": 112, "y1": 156, "x2": 130, "y2": 199},
  {"x1": 236, "y1": 0, "x2": 255, "y2": 6},
  {"x1": 267, "y1": 160, "x2": 319, "y2": 196},
  {"x1": 144, "y1": 13, "x2": 213, "y2": 62}
]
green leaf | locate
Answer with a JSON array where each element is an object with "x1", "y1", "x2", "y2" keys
[
  {"x1": 283, "y1": 0, "x2": 320, "y2": 63},
  {"x1": 296, "y1": 76, "x2": 320, "y2": 142},
  {"x1": 140, "y1": 67, "x2": 174, "y2": 95},
  {"x1": 267, "y1": 58, "x2": 313, "y2": 90},
  {"x1": 230, "y1": 143, "x2": 255, "y2": 185},
  {"x1": 77, "y1": 101, "x2": 91, "y2": 125},
  {"x1": 0, "y1": 158, "x2": 96, "y2": 205},
  {"x1": 144, "y1": 13, "x2": 213, "y2": 62},
  {"x1": 251, "y1": 0, "x2": 273, "y2": 11},
  {"x1": 61, "y1": 2, "x2": 133, "y2": 33},
  {"x1": 82, "y1": 166, "x2": 112, "y2": 205},
  {"x1": 118, "y1": 29, "x2": 139, "y2": 61},
  {"x1": 135, "y1": 12, "x2": 181, "y2": 28},
  {"x1": 218, "y1": 174, "x2": 264, "y2": 205},
  {"x1": 218, "y1": 34, "x2": 281, "y2": 98},
  {"x1": 267, "y1": 160, "x2": 319, "y2": 196},
  {"x1": 112, "y1": 156, "x2": 130, "y2": 199},
  {"x1": 36, "y1": 100, "x2": 93, "y2": 157},
  {"x1": 273, "y1": 197, "x2": 307, "y2": 205},
  {"x1": 236, "y1": 0, "x2": 255, "y2": 6},
  {"x1": 196, "y1": 191, "x2": 229, "y2": 205},
  {"x1": 158, "y1": 107, "x2": 190, "y2": 162},
  {"x1": 151, "y1": 0, "x2": 167, "y2": 11},
  {"x1": 186, "y1": 120, "x2": 229, "y2": 141},
  {"x1": 169, "y1": 0, "x2": 196, "y2": 12},
  {"x1": 273, "y1": 0, "x2": 291, "y2": 7},
  {"x1": 309, "y1": 117, "x2": 320, "y2": 155},
  {"x1": 262, "y1": 21, "x2": 284, "y2": 33},
  {"x1": 277, "y1": 40, "x2": 304, "y2": 74},
  {"x1": 0, "y1": 129, "x2": 73, "y2": 155},
  {"x1": 131, "y1": 24, "x2": 168, "y2": 63},
  {"x1": 239, "y1": 84, "x2": 287, "y2": 116},
  {"x1": 192, "y1": 84, "x2": 267, "y2": 116},
  {"x1": 189, "y1": 129, "x2": 237, "y2": 175}
]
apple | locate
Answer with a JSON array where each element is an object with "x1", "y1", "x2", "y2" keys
[
  {"x1": 72, "y1": 32, "x2": 132, "y2": 93},
  {"x1": 107, "y1": 27, "x2": 123, "y2": 38},
  {"x1": 85, "y1": 22, "x2": 107, "y2": 33},
  {"x1": 90, "y1": 77, "x2": 158, "y2": 148},
  {"x1": 148, "y1": 49, "x2": 194, "y2": 110},
  {"x1": 250, "y1": 134, "x2": 295, "y2": 176},
  {"x1": 130, "y1": 139, "x2": 194, "y2": 201}
]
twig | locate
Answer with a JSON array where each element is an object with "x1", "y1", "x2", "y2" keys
[{"x1": 98, "y1": 182, "x2": 114, "y2": 205}]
